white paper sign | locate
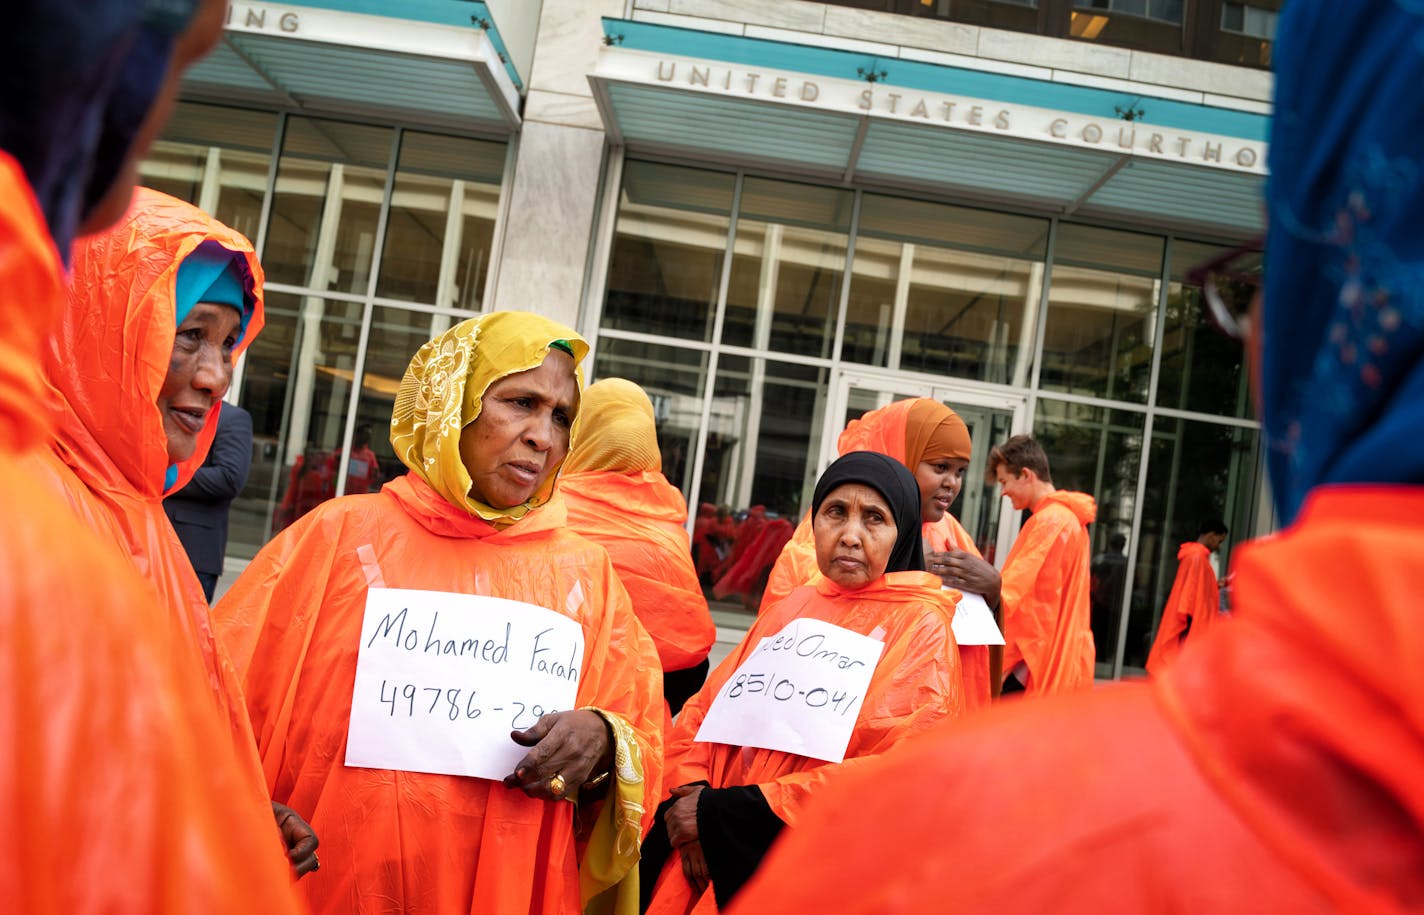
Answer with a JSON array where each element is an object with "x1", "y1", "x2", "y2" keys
[
  {"x1": 694, "y1": 618, "x2": 884, "y2": 764},
  {"x1": 947, "y1": 590, "x2": 1006, "y2": 646},
  {"x1": 345, "y1": 588, "x2": 584, "y2": 781}
]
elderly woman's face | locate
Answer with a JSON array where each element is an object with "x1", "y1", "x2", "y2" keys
[
  {"x1": 459, "y1": 350, "x2": 578, "y2": 509},
  {"x1": 813, "y1": 482, "x2": 898, "y2": 590},
  {"x1": 159, "y1": 302, "x2": 240, "y2": 464}
]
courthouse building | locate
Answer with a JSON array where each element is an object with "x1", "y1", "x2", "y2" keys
[{"x1": 149, "y1": 0, "x2": 1279, "y2": 676}]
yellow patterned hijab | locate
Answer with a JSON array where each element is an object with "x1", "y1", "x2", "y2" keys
[
  {"x1": 390, "y1": 311, "x2": 589, "y2": 526},
  {"x1": 563, "y1": 378, "x2": 662, "y2": 475}
]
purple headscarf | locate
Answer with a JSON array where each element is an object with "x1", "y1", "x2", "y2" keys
[{"x1": 1263, "y1": 0, "x2": 1424, "y2": 524}]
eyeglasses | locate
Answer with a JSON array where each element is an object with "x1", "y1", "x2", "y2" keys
[{"x1": 1183, "y1": 237, "x2": 1264, "y2": 341}]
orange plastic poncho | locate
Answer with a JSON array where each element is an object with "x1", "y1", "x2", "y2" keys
[
  {"x1": 1145, "y1": 541, "x2": 1221, "y2": 675},
  {"x1": 0, "y1": 156, "x2": 300, "y2": 913},
  {"x1": 762, "y1": 398, "x2": 992, "y2": 708},
  {"x1": 646, "y1": 573, "x2": 965, "y2": 915},
  {"x1": 999, "y1": 489, "x2": 1097, "y2": 694},
  {"x1": 560, "y1": 378, "x2": 715, "y2": 676},
  {"x1": 731, "y1": 488, "x2": 1424, "y2": 913},
  {"x1": 214, "y1": 313, "x2": 665, "y2": 915},
  {"x1": 24, "y1": 188, "x2": 273, "y2": 800}
]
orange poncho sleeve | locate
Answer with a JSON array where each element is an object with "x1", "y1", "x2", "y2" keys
[{"x1": 1145, "y1": 542, "x2": 1220, "y2": 675}]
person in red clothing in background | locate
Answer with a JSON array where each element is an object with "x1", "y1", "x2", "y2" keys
[
  {"x1": 1145, "y1": 519, "x2": 1228, "y2": 675},
  {"x1": 990, "y1": 435, "x2": 1096, "y2": 696},
  {"x1": 730, "y1": 2, "x2": 1424, "y2": 911}
]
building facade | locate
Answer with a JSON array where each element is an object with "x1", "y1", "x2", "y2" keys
[{"x1": 152, "y1": 0, "x2": 1279, "y2": 676}]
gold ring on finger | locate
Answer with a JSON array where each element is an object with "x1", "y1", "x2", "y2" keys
[{"x1": 548, "y1": 773, "x2": 567, "y2": 798}]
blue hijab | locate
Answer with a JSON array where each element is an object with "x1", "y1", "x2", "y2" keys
[
  {"x1": 1264, "y1": 0, "x2": 1424, "y2": 525},
  {"x1": 0, "y1": 1, "x2": 196, "y2": 257}
]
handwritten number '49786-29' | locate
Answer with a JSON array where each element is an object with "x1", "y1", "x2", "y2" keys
[{"x1": 379, "y1": 679, "x2": 555, "y2": 727}]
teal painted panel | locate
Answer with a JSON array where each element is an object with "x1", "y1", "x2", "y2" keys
[
  {"x1": 604, "y1": 18, "x2": 1266, "y2": 141},
  {"x1": 608, "y1": 83, "x2": 858, "y2": 170},
  {"x1": 1087, "y1": 159, "x2": 1264, "y2": 233},
  {"x1": 186, "y1": 42, "x2": 275, "y2": 91},
  {"x1": 251, "y1": 0, "x2": 522, "y2": 88},
  {"x1": 232, "y1": 35, "x2": 507, "y2": 124},
  {"x1": 856, "y1": 120, "x2": 1111, "y2": 203}
]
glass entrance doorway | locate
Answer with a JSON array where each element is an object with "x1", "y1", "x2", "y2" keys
[{"x1": 823, "y1": 369, "x2": 1027, "y2": 566}]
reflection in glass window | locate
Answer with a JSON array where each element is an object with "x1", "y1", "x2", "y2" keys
[
  {"x1": 229, "y1": 293, "x2": 364, "y2": 557},
  {"x1": 1033, "y1": 398, "x2": 1145, "y2": 673},
  {"x1": 1125, "y1": 418, "x2": 1259, "y2": 672},
  {"x1": 701, "y1": 356, "x2": 828, "y2": 521},
  {"x1": 1157, "y1": 239, "x2": 1254, "y2": 418},
  {"x1": 263, "y1": 119, "x2": 393, "y2": 292},
  {"x1": 699, "y1": 356, "x2": 829, "y2": 611},
  {"x1": 376, "y1": 132, "x2": 506, "y2": 310},
  {"x1": 591, "y1": 337, "x2": 710, "y2": 497},
  {"x1": 847, "y1": 194, "x2": 1048, "y2": 384},
  {"x1": 342, "y1": 307, "x2": 456, "y2": 497},
  {"x1": 1040, "y1": 225, "x2": 1163, "y2": 404},
  {"x1": 141, "y1": 102, "x2": 277, "y2": 243},
  {"x1": 603, "y1": 161, "x2": 736, "y2": 342},
  {"x1": 722, "y1": 178, "x2": 854, "y2": 358}
]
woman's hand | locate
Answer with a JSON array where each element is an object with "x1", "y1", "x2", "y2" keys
[
  {"x1": 679, "y1": 839, "x2": 711, "y2": 895},
  {"x1": 502, "y1": 709, "x2": 613, "y2": 801},
  {"x1": 665, "y1": 784, "x2": 704, "y2": 848},
  {"x1": 926, "y1": 550, "x2": 1002, "y2": 607},
  {"x1": 272, "y1": 801, "x2": 320, "y2": 878}
]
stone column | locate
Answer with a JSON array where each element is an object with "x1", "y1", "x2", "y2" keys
[{"x1": 488, "y1": 0, "x2": 622, "y2": 328}]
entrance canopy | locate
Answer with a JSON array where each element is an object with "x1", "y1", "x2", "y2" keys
[
  {"x1": 590, "y1": 19, "x2": 1267, "y2": 241},
  {"x1": 185, "y1": 1, "x2": 522, "y2": 133}
]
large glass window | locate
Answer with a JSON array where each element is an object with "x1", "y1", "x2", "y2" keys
[
  {"x1": 376, "y1": 132, "x2": 506, "y2": 310},
  {"x1": 846, "y1": 194, "x2": 1049, "y2": 385},
  {"x1": 1158, "y1": 239, "x2": 1255, "y2": 419},
  {"x1": 145, "y1": 111, "x2": 510, "y2": 563},
  {"x1": 1033, "y1": 398, "x2": 1146, "y2": 673},
  {"x1": 592, "y1": 159, "x2": 1266, "y2": 654},
  {"x1": 602, "y1": 162, "x2": 736, "y2": 342},
  {"x1": 721, "y1": 179, "x2": 854, "y2": 359},
  {"x1": 700, "y1": 356, "x2": 828, "y2": 521},
  {"x1": 263, "y1": 118, "x2": 393, "y2": 292},
  {"x1": 820, "y1": 0, "x2": 1278, "y2": 69},
  {"x1": 1040, "y1": 224, "x2": 1163, "y2": 404},
  {"x1": 140, "y1": 102, "x2": 277, "y2": 243},
  {"x1": 591, "y1": 338, "x2": 710, "y2": 497},
  {"x1": 1125, "y1": 417, "x2": 1259, "y2": 671},
  {"x1": 231, "y1": 293, "x2": 364, "y2": 555}
]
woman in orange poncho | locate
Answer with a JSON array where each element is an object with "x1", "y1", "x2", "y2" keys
[
  {"x1": 214, "y1": 312, "x2": 665, "y2": 915},
  {"x1": 641, "y1": 452, "x2": 964, "y2": 913},
  {"x1": 560, "y1": 378, "x2": 716, "y2": 715},
  {"x1": 762, "y1": 398, "x2": 999, "y2": 708},
  {"x1": 1145, "y1": 521, "x2": 1227, "y2": 675},
  {"x1": 0, "y1": 2, "x2": 304, "y2": 909},
  {"x1": 731, "y1": 4, "x2": 1424, "y2": 910},
  {"x1": 25, "y1": 186, "x2": 318, "y2": 871}
]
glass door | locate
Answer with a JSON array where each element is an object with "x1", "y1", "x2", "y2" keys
[{"x1": 823, "y1": 367, "x2": 1027, "y2": 566}]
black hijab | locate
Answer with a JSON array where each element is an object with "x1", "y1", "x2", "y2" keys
[{"x1": 811, "y1": 450, "x2": 925, "y2": 575}]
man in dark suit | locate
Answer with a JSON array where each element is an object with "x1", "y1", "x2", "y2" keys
[{"x1": 165, "y1": 402, "x2": 253, "y2": 602}]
